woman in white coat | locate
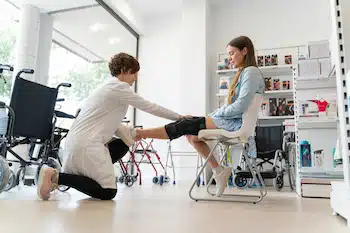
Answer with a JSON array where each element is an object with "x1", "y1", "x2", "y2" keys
[{"x1": 37, "y1": 53, "x2": 184, "y2": 201}]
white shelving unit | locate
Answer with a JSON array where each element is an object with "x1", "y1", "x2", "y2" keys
[
  {"x1": 293, "y1": 39, "x2": 341, "y2": 197},
  {"x1": 329, "y1": 0, "x2": 350, "y2": 227}
]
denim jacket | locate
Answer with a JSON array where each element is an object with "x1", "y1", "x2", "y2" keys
[{"x1": 210, "y1": 66, "x2": 264, "y2": 120}]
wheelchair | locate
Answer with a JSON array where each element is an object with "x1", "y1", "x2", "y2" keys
[
  {"x1": 234, "y1": 125, "x2": 296, "y2": 191},
  {"x1": 0, "y1": 68, "x2": 75, "y2": 194}
]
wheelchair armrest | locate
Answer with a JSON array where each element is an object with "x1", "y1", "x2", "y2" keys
[
  {"x1": 54, "y1": 110, "x2": 75, "y2": 119},
  {"x1": 134, "y1": 125, "x2": 143, "y2": 129}
]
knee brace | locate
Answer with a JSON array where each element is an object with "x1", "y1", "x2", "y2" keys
[{"x1": 165, "y1": 117, "x2": 206, "y2": 141}]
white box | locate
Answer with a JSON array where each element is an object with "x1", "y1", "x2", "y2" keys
[
  {"x1": 319, "y1": 58, "x2": 332, "y2": 78},
  {"x1": 308, "y1": 40, "x2": 330, "y2": 59},
  {"x1": 298, "y1": 59, "x2": 319, "y2": 79}
]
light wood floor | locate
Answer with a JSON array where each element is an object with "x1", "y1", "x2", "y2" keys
[{"x1": 0, "y1": 182, "x2": 348, "y2": 233}]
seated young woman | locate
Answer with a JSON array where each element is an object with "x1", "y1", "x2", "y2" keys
[{"x1": 123, "y1": 36, "x2": 264, "y2": 196}]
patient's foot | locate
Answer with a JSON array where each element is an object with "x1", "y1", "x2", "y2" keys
[
  {"x1": 213, "y1": 166, "x2": 232, "y2": 197},
  {"x1": 115, "y1": 124, "x2": 136, "y2": 146},
  {"x1": 37, "y1": 165, "x2": 58, "y2": 201}
]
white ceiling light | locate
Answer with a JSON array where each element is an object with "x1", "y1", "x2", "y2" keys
[
  {"x1": 90, "y1": 23, "x2": 106, "y2": 32},
  {"x1": 108, "y1": 37, "x2": 121, "y2": 45}
]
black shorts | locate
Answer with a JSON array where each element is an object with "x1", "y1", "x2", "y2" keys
[
  {"x1": 107, "y1": 138, "x2": 129, "y2": 163},
  {"x1": 165, "y1": 117, "x2": 206, "y2": 140}
]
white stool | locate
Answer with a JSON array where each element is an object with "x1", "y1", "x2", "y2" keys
[{"x1": 188, "y1": 94, "x2": 267, "y2": 204}]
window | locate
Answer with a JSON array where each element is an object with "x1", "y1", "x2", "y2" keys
[
  {"x1": 0, "y1": 0, "x2": 18, "y2": 104},
  {"x1": 49, "y1": 43, "x2": 110, "y2": 117}
]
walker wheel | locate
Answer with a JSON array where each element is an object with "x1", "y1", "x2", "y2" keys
[
  {"x1": 196, "y1": 177, "x2": 201, "y2": 187},
  {"x1": 4, "y1": 169, "x2": 15, "y2": 191},
  {"x1": 274, "y1": 174, "x2": 284, "y2": 191},
  {"x1": 234, "y1": 176, "x2": 248, "y2": 189},
  {"x1": 159, "y1": 175, "x2": 164, "y2": 186},
  {"x1": 0, "y1": 156, "x2": 10, "y2": 193},
  {"x1": 164, "y1": 176, "x2": 170, "y2": 183},
  {"x1": 125, "y1": 176, "x2": 134, "y2": 187},
  {"x1": 152, "y1": 176, "x2": 159, "y2": 184}
]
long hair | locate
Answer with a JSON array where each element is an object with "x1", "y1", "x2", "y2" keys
[{"x1": 227, "y1": 36, "x2": 257, "y2": 104}]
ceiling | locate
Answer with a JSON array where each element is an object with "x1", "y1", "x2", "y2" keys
[
  {"x1": 4, "y1": 0, "x2": 229, "y2": 63},
  {"x1": 127, "y1": 0, "x2": 182, "y2": 18},
  {"x1": 7, "y1": 0, "x2": 138, "y2": 62},
  {"x1": 8, "y1": 0, "x2": 98, "y2": 13}
]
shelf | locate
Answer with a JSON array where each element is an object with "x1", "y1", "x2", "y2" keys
[
  {"x1": 259, "y1": 64, "x2": 294, "y2": 76},
  {"x1": 258, "y1": 115, "x2": 294, "y2": 120},
  {"x1": 216, "y1": 64, "x2": 294, "y2": 76},
  {"x1": 297, "y1": 117, "x2": 338, "y2": 129},
  {"x1": 216, "y1": 69, "x2": 237, "y2": 74},
  {"x1": 216, "y1": 89, "x2": 293, "y2": 97},
  {"x1": 264, "y1": 90, "x2": 293, "y2": 95},
  {"x1": 295, "y1": 77, "x2": 337, "y2": 90},
  {"x1": 300, "y1": 167, "x2": 344, "y2": 178}
]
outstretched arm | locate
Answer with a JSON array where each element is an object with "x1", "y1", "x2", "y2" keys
[{"x1": 117, "y1": 85, "x2": 181, "y2": 121}]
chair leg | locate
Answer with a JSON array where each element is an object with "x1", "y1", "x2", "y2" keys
[{"x1": 189, "y1": 141, "x2": 267, "y2": 204}]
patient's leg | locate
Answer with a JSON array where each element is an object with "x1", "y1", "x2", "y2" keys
[
  {"x1": 135, "y1": 117, "x2": 217, "y2": 140},
  {"x1": 186, "y1": 135, "x2": 219, "y2": 168},
  {"x1": 187, "y1": 134, "x2": 231, "y2": 197}
]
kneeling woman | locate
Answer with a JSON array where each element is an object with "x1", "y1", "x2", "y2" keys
[
  {"x1": 37, "y1": 53, "x2": 185, "y2": 201},
  {"x1": 131, "y1": 36, "x2": 264, "y2": 196}
]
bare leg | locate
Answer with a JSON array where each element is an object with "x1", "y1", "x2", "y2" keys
[
  {"x1": 186, "y1": 135, "x2": 219, "y2": 168},
  {"x1": 136, "y1": 117, "x2": 217, "y2": 140}
]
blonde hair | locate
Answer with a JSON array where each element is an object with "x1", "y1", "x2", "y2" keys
[{"x1": 227, "y1": 36, "x2": 257, "y2": 104}]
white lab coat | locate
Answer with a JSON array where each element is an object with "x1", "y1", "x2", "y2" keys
[{"x1": 62, "y1": 77, "x2": 179, "y2": 189}]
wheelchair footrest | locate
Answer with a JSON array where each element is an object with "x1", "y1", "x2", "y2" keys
[{"x1": 235, "y1": 169, "x2": 277, "y2": 179}]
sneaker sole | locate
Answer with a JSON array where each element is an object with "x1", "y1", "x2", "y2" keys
[{"x1": 37, "y1": 166, "x2": 50, "y2": 200}]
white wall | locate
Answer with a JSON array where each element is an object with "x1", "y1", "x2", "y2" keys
[
  {"x1": 135, "y1": 0, "x2": 333, "y2": 183},
  {"x1": 136, "y1": 1, "x2": 213, "y2": 183},
  {"x1": 209, "y1": 0, "x2": 333, "y2": 111}
]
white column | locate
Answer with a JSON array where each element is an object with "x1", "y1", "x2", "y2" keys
[
  {"x1": 13, "y1": 4, "x2": 40, "y2": 82},
  {"x1": 35, "y1": 13, "x2": 53, "y2": 86},
  {"x1": 179, "y1": 0, "x2": 208, "y2": 116}
]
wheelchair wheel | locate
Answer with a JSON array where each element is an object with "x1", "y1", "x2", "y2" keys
[
  {"x1": 273, "y1": 174, "x2": 284, "y2": 191},
  {"x1": 0, "y1": 156, "x2": 10, "y2": 193},
  {"x1": 4, "y1": 169, "x2": 15, "y2": 191},
  {"x1": 16, "y1": 167, "x2": 26, "y2": 188},
  {"x1": 234, "y1": 176, "x2": 248, "y2": 189}
]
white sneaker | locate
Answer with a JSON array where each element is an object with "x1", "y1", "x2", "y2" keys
[
  {"x1": 37, "y1": 165, "x2": 58, "y2": 201},
  {"x1": 214, "y1": 166, "x2": 232, "y2": 197},
  {"x1": 115, "y1": 124, "x2": 135, "y2": 147}
]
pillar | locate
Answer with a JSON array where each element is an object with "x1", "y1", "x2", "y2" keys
[
  {"x1": 35, "y1": 13, "x2": 53, "y2": 86},
  {"x1": 13, "y1": 4, "x2": 41, "y2": 82},
  {"x1": 179, "y1": 0, "x2": 209, "y2": 116}
]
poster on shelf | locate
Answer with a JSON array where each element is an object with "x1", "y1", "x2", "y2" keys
[{"x1": 219, "y1": 76, "x2": 230, "y2": 94}]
